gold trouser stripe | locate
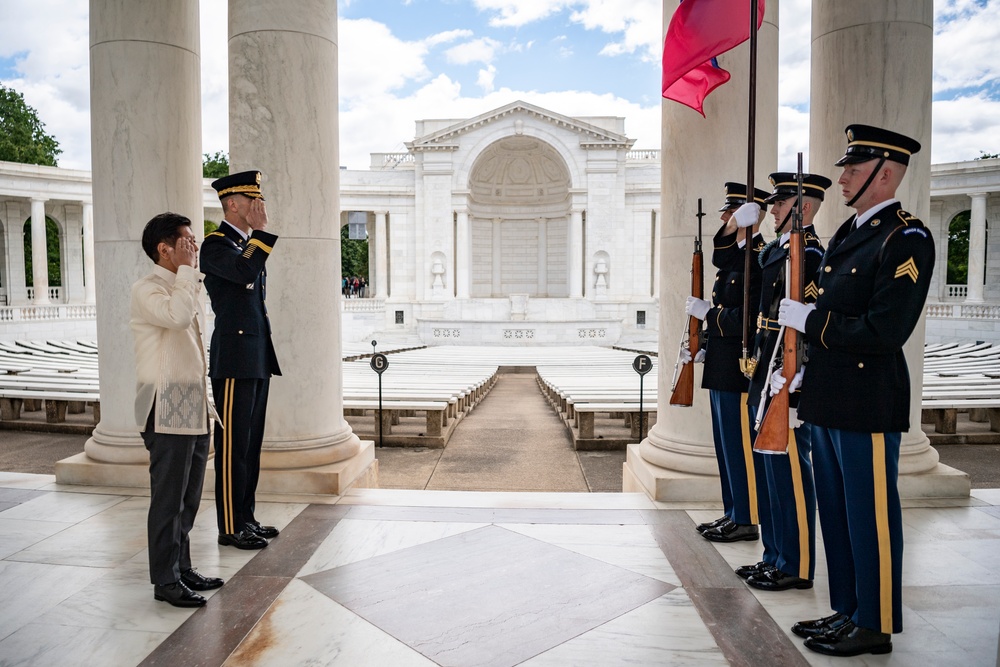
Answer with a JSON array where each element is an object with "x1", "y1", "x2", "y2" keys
[
  {"x1": 740, "y1": 394, "x2": 758, "y2": 524},
  {"x1": 872, "y1": 433, "x2": 893, "y2": 634},
  {"x1": 787, "y1": 429, "x2": 809, "y2": 579},
  {"x1": 222, "y1": 379, "x2": 235, "y2": 534}
]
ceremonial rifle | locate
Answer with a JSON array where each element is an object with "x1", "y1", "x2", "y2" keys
[
  {"x1": 739, "y1": 0, "x2": 760, "y2": 380},
  {"x1": 669, "y1": 198, "x2": 706, "y2": 406},
  {"x1": 754, "y1": 153, "x2": 806, "y2": 453}
]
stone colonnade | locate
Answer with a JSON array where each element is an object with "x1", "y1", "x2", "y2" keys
[
  {"x1": 0, "y1": 195, "x2": 95, "y2": 307},
  {"x1": 57, "y1": 0, "x2": 373, "y2": 494}
]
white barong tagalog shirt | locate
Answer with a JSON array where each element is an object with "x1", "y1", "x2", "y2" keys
[{"x1": 130, "y1": 264, "x2": 217, "y2": 435}]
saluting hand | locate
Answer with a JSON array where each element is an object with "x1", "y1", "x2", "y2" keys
[
  {"x1": 173, "y1": 237, "x2": 198, "y2": 268},
  {"x1": 246, "y1": 199, "x2": 269, "y2": 232}
]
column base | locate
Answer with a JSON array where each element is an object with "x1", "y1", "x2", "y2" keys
[
  {"x1": 55, "y1": 441, "x2": 379, "y2": 496},
  {"x1": 624, "y1": 443, "x2": 971, "y2": 503},
  {"x1": 623, "y1": 443, "x2": 722, "y2": 502}
]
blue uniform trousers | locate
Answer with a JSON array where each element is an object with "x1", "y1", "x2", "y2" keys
[
  {"x1": 212, "y1": 377, "x2": 269, "y2": 535},
  {"x1": 812, "y1": 426, "x2": 903, "y2": 634},
  {"x1": 757, "y1": 418, "x2": 816, "y2": 580},
  {"x1": 710, "y1": 391, "x2": 772, "y2": 564}
]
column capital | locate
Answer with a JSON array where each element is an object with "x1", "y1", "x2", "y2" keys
[
  {"x1": 968, "y1": 192, "x2": 989, "y2": 201},
  {"x1": 373, "y1": 210, "x2": 388, "y2": 216},
  {"x1": 30, "y1": 197, "x2": 49, "y2": 204},
  {"x1": 454, "y1": 207, "x2": 469, "y2": 216}
]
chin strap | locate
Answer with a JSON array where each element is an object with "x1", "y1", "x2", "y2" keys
[{"x1": 847, "y1": 157, "x2": 886, "y2": 207}]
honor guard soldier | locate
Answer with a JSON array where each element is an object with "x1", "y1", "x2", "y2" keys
[
  {"x1": 683, "y1": 182, "x2": 771, "y2": 546},
  {"x1": 777, "y1": 125, "x2": 934, "y2": 656},
  {"x1": 202, "y1": 170, "x2": 282, "y2": 549},
  {"x1": 732, "y1": 172, "x2": 830, "y2": 591}
]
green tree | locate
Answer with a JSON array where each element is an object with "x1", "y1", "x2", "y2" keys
[
  {"x1": 204, "y1": 220, "x2": 219, "y2": 235},
  {"x1": 23, "y1": 217, "x2": 62, "y2": 286},
  {"x1": 0, "y1": 84, "x2": 61, "y2": 166},
  {"x1": 340, "y1": 224, "x2": 369, "y2": 280},
  {"x1": 976, "y1": 151, "x2": 1000, "y2": 160},
  {"x1": 947, "y1": 211, "x2": 971, "y2": 285},
  {"x1": 203, "y1": 151, "x2": 229, "y2": 178}
]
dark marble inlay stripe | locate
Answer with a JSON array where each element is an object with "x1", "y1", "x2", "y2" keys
[
  {"x1": 644, "y1": 509, "x2": 809, "y2": 667},
  {"x1": 345, "y1": 504, "x2": 647, "y2": 525},
  {"x1": 139, "y1": 503, "x2": 348, "y2": 667},
  {"x1": 0, "y1": 488, "x2": 49, "y2": 503}
]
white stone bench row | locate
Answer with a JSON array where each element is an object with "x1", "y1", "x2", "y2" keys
[{"x1": 921, "y1": 343, "x2": 1000, "y2": 434}]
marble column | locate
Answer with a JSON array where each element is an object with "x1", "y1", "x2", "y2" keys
[
  {"x1": 492, "y1": 217, "x2": 502, "y2": 296},
  {"x1": 967, "y1": 193, "x2": 987, "y2": 303},
  {"x1": 537, "y1": 216, "x2": 547, "y2": 296},
  {"x1": 62, "y1": 204, "x2": 84, "y2": 304},
  {"x1": 652, "y1": 208, "x2": 661, "y2": 298},
  {"x1": 809, "y1": 0, "x2": 964, "y2": 495},
  {"x1": 375, "y1": 210, "x2": 389, "y2": 298},
  {"x1": 3, "y1": 202, "x2": 28, "y2": 305},
  {"x1": 624, "y1": 0, "x2": 778, "y2": 500},
  {"x1": 455, "y1": 208, "x2": 470, "y2": 299},
  {"x1": 57, "y1": 0, "x2": 203, "y2": 486},
  {"x1": 569, "y1": 208, "x2": 583, "y2": 298},
  {"x1": 82, "y1": 202, "x2": 96, "y2": 304},
  {"x1": 227, "y1": 0, "x2": 373, "y2": 493},
  {"x1": 29, "y1": 198, "x2": 49, "y2": 304}
]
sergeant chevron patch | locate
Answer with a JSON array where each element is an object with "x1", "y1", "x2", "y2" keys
[
  {"x1": 895, "y1": 257, "x2": 919, "y2": 283},
  {"x1": 804, "y1": 282, "x2": 819, "y2": 300}
]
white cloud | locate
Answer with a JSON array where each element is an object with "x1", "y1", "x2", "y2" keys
[
  {"x1": 931, "y1": 94, "x2": 1000, "y2": 163},
  {"x1": 471, "y1": 0, "x2": 573, "y2": 27},
  {"x1": 933, "y1": 0, "x2": 1000, "y2": 93},
  {"x1": 424, "y1": 29, "x2": 475, "y2": 48},
  {"x1": 477, "y1": 64, "x2": 498, "y2": 92},
  {"x1": 444, "y1": 37, "x2": 502, "y2": 66},
  {"x1": 571, "y1": 0, "x2": 660, "y2": 62}
]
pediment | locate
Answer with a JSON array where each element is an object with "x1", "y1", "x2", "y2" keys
[{"x1": 405, "y1": 100, "x2": 634, "y2": 152}]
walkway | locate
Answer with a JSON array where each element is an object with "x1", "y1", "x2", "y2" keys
[{"x1": 376, "y1": 373, "x2": 619, "y2": 492}]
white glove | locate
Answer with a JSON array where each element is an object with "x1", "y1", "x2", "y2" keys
[
  {"x1": 681, "y1": 348, "x2": 707, "y2": 364},
  {"x1": 685, "y1": 296, "x2": 711, "y2": 320},
  {"x1": 789, "y1": 407, "x2": 803, "y2": 429},
  {"x1": 769, "y1": 366, "x2": 805, "y2": 396},
  {"x1": 733, "y1": 202, "x2": 761, "y2": 228},
  {"x1": 777, "y1": 299, "x2": 816, "y2": 333}
]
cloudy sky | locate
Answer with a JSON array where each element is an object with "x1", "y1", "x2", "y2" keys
[{"x1": 2, "y1": 0, "x2": 999, "y2": 173}]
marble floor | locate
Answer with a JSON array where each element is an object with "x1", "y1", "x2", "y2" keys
[{"x1": 0, "y1": 474, "x2": 998, "y2": 667}]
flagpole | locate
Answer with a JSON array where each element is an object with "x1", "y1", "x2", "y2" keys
[{"x1": 741, "y1": 0, "x2": 758, "y2": 378}]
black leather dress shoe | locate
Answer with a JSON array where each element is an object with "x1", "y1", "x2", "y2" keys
[
  {"x1": 791, "y1": 612, "x2": 851, "y2": 639},
  {"x1": 804, "y1": 621, "x2": 892, "y2": 656},
  {"x1": 702, "y1": 522, "x2": 759, "y2": 542},
  {"x1": 735, "y1": 560, "x2": 773, "y2": 579},
  {"x1": 218, "y1": 529, "x2": 268, "y2": 550},
  {"x1": 247, "y1": 521, "x2": 279, "y2": 539},
  {"x1": 181, "y1": 568, "x2": 225, "y2": 591},
  {"x1": 696, "y1": 515, "x2": 730, "y2": 534},
  {"x1": 154, "y1": 582, "x2": 206, "y2": 607},
  {"x1": 746, "y1": 568, "x2": 812, "y2": 591}
]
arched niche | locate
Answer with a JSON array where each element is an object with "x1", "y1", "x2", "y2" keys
[{"x1": 467, "y1": 136, "x2": 571, "y2": 298}]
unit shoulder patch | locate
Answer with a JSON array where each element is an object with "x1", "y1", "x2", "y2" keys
[
  {"x1": 895, "y1": 257, "x2": 919, "y2": 283},
  {"x1": 901, "y1": 227, "x2": 929, "y2": 238}
]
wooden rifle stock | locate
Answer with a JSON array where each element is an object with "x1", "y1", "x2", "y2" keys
[
  {"x1": 670, "y1": 200, "x2": 705, "y2": 407},
  {"x1": 755, "y1": 160, "x2": 806, "y2": 453}
]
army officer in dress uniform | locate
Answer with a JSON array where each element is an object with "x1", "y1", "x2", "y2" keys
[
  {"x1": 202, "y1": 170, "x2": 282, "y2": 550},
  {"x1": 731, "y1": 172, "x2": 830, "y2": 592},
  {"x1": 684, "y1": 183, "x2": 771, "y2": 547},
  {"x1": 776, "y1": 125, "x2": 934, "y2": 657}
]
